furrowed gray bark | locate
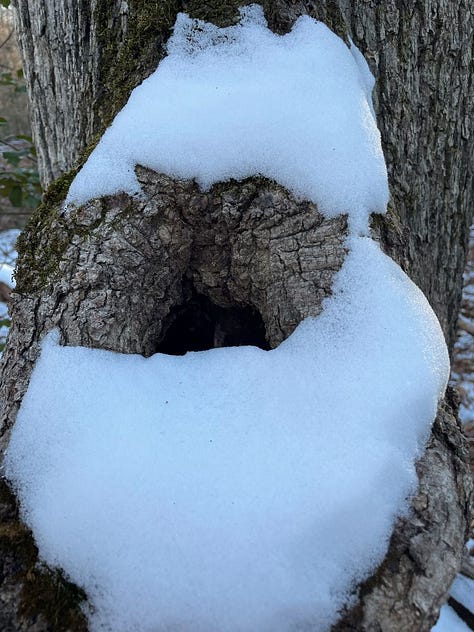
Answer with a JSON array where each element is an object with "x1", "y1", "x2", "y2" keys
[
  {"x1": 1, "y1": 1, "x2": 473, "y2": 630},
  {"x1": 12, "y1": 0, "x2": 474, "y2": 348}
]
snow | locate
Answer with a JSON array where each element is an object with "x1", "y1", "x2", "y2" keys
[
  {"x1": 432, "y1": 605, "x2": 472, "y2": 632},
  {"x1": 450, "y1": 575, "x2": 474, "y2": 616},
  {"x1": 349, "y1": 39, "x2": 376, "y2": 120},
  {"x1": 66, "y1": 5, "x2": 389, "y2": 234},
  {"x1": 0, "y1": 229, "x2": 18, "y2": 345},
  {"x1": 451, "y1": 224, "x2": 474, "y2": 424},
  {"x1": 433, "y1": 571, "x2": 474, "y2": 632},
  {"x1": 0, "y1": 263, "x2": 15, "y2": 288},
  {"x1": 0, "y1": 228, "x2": 20, "y2": 268},
  {"x1": 5, "y1": 236, "x2": 449, "y2": 632},
  {"x1": 3, "y1": 6, "x2": 450, "y2": 632}
]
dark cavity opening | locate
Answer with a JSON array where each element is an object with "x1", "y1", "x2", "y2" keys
[{"x1": 156, "y1": 292, "x2": 269, "y2": 356}]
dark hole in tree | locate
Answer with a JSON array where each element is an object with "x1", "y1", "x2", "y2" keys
[{"x1": 156, "y1": 292, "x2": 269, "y2": 356}]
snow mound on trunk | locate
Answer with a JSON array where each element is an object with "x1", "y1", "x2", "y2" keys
[
  {"x1": 66, "y1": 5, "x2": 388, "y2": 234},
  {"x1": 5, "y1": 237, "x2": 449, "y2": 632}
]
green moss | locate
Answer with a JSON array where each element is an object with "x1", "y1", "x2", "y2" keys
[
  {"x1": 42, "y1": 170, "x2": 78, "y2": 209},
  {"x1": 14, "y1": 129, "x2": 115, "y2": 295},
  {"x1": 15, "y1": 192, "x2": 70, "y2": 295},
  {"x1": 0, "y1": 480, "x2": 88, "y2": 630},
  {"x1": 94, "y1": 0, "x2": 182, "y2": 129},
  {"x1": 211, "y1": 174, "x2": 276, "y2": 193},
  {"x1": 15, "y1": 182, "x2": 142, "y2": 295},
  {"x1": 319, "y1": 0, "x2": 349, "y2": 42},
  {"x1": 93, "y1": 1, "x2": 254, "y2": 129},
  {"x1": 19, "y1": 566, "x2": 88, "y2": 631},
  {"x1": 92, "y1": 0, "x2": 351, "y2": 135},
  {"x1": 185, "y1": 0, "x2": 244, "y2": 26}
]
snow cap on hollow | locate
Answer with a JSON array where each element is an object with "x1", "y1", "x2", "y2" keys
[{"x1": 66, "y1": 5, "x2": 389, "y2": 232}]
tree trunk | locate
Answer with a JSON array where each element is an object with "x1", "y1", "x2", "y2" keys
[
  {"x1": 13, "y1": 0, "x2": 474, "y2": 348},
  {"x1": 1, "y1": 1, "x2": 473, "y2": 630}
]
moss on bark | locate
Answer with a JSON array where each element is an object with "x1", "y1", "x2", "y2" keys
[
  {"x1": 94, "y1": 0, "x2": 181, "y2": 130},
  {"x1": 15, "y1": 134, "x2": 112, "y2": 294},
  {"x1": 93, "y1": 1, "x2": 348, "y2": 134},
  {"x1": 15, "y1": 189, "x2": 138, "y2": 295},
  {"x1": 0, "y1": 480, "x2": 88, "y2": 631}
]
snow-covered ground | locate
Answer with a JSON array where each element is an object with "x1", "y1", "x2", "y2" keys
[
  {"x1": 435, "y1": 552, "x2": 474, "y2": 632},
  {"x1": 439, "y1": 225, "x2": 474, "y2": 631},
  {"x1": 433, "y1": 603, "x2": 472, "y2": 632},
  {"x1": 0, "y1": 229, "x2": 19, "y2": 348}
]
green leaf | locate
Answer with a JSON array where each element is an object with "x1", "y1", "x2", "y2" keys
[
  {"x1": 0, "y1": 0, "x2": 11, "y2": 7},
  {"x1": 23, "y1": 196, "x2": 38, "y2": 207},
  {"x1": 8, "y1": 185, "x2": 23, "y2": 207},
  {"x1": 2, "y1": 151, "x2": 21, "y2": 167},
  {"x1": 0, "y1": 117, "x2": 7, "y2": 126}
]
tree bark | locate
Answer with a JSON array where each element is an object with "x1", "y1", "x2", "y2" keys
[
  {"x1": 1, "y1": 1, "x2": 473, "y2": 630},
  {"x1": 12, "y1": 0, "x2": 474, "y2": 348}
]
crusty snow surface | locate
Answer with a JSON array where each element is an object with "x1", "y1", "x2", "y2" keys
[{"x1": 5, "y1": 6, "x2": 449, "y2": 632}]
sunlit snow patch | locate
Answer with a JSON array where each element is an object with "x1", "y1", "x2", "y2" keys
[
  {"x1": 5, "y1": 237, "x2": 449, "y2": 632},
  {"x1": 66, "y1": 5, "x2": 388, "y2": 232}
]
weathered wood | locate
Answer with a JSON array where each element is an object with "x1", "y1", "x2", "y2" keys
[{"x1": 2, "y1": 1, "x2": 474, "y2": 630}]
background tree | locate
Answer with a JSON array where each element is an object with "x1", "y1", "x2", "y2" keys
[
  {"x1": 0, "y1": 1, "x2": 472, "y2": 630},
  {"x1": 0, "y1": 6, "x2": 40, "y2": 230}
]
